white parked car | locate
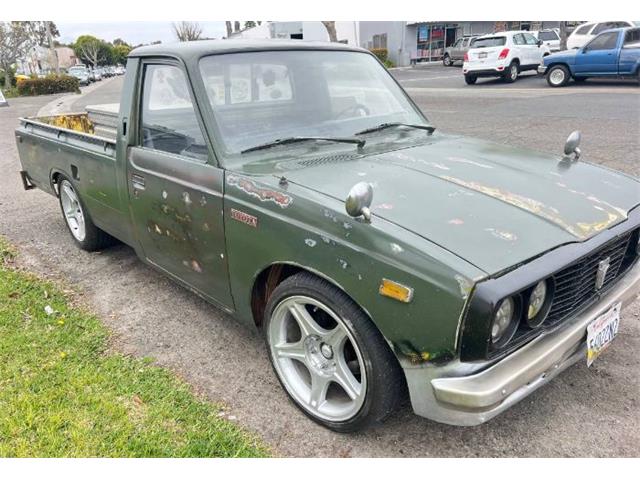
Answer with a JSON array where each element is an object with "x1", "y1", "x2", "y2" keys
[
  {"x1": 567, "y1": 21, "x2": 639, "y2": 49},
  {"x1": 463, "y1": 31, "x2": 551, "y2": 85},
  {"x1": 531, "y1": 29, "x2": 561, "y2": 52}
]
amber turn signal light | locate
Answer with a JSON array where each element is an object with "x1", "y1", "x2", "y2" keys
[{"x1": 379, "y1": 278, "x2": 414, "y2": 303}]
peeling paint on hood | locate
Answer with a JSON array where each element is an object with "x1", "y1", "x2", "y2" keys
[{"x1": 277, "y1": 134, "x2": 640, "y2": 274}]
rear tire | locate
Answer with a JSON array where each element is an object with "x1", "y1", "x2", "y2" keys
[
  {"x1": 263, "y1": 272, "x2": 406, "y2": 432},
  {"x1": 443, "y1": 54, "x2": 452, "y2": 67},
  {"x1": 57, "y1": 176, "x2": 115, "y2": 251},
  {"x1": 547, "y1": 64, "x2": 570, "y2": 87},
  {"x1": 503, "y1": 61, "x2": 519, "y2": 83},
  {"x1": 464, "y1": 74, "x2": 477, "y2": 85}
]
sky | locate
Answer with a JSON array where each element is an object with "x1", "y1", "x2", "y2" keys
[{"x1": 56, "y1": 21, "x2": 229, "y2": 46}]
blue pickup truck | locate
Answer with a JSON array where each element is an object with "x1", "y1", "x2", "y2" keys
[{"x1": 539, "y1": 27, "x2": 640, "y2": 87}]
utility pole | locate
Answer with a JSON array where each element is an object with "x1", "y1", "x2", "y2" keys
[{"x1": 46, "y1": 21, "x2": 59, "y2": 74}]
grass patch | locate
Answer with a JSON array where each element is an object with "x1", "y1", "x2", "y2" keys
[{"x1": 0, "y1": 236, "x2": 268, "y2": 457}]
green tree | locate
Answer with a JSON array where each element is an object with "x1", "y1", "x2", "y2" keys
[
  {"x1": 0, "y1": 22, "x2": 34, "y2": 89},
  {"x1": 112, "y1": 38, "x2": 129, "y2": 47},
  {"x1": 244, "y1": 21, "x2": 256, "y2": 29},
  {"x1": 73, "y1": 35, "x2": 104, "y2": 67},
  {"x1": 111, "y1": 44, "x2": 131, "y2": 65}
]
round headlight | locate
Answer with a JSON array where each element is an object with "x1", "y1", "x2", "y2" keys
[
  {"x1": 527, "y1": 280, "x2": 551, "y2": 328},
  {"x1": 491, "y1": 297, "x2": 518, "y2": 347}
]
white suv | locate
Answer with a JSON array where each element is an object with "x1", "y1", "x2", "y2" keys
[
  {"x1": 567, "y1": 21, "x2": 638, "y2": 49},
  {"x1": 463, "y1": 31, "x2": 551, "y2": 85}
]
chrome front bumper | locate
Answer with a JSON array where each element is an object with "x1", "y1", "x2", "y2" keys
[
  {"x1": 537, "y1": 65, "x2": 547, "y2": 74},
  {"x1": 405, "y1": 260, "x2": 640, "y2": 426}
]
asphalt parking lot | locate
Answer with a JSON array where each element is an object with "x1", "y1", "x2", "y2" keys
[{"x1": 0, "y1": 67, "x2": 639, "y2": 457}]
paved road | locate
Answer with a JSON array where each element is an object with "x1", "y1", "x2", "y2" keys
[{"x1": 1, "y1": 70, "x2": 639, "y2": 457}]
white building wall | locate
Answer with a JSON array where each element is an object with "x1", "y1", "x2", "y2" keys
[{"x1": 229, "y1": 21, "x2": 359, "y2": 45}]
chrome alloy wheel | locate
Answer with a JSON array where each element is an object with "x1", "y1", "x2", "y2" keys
[
  {"x1": 510, "y1": 64, "x2": 518, "y2": 81},
  {"x1": 60, "y1": 180, "x2": 86, "y2": 241},
  {"x1": 268, "y1": 295, "x2": 367, "y2": 422},
  {"x1": 549, "y1": 68, "x2": 566, "y2": 86}
]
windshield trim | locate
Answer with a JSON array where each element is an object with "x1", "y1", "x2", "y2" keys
[{"x1": 194, "y1": 48, "x2": 430, "y2": 169}]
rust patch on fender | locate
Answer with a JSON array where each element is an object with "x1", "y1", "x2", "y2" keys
[
  {"x1": 440, "y1": 175, "x2": 623, "y2": 239},
  {"x1": 227, "y1": 175, "x2": 292, "y2": 208}
]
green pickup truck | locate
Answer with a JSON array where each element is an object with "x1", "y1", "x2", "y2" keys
[{"x1": 15, "y1": 40, "x2": 640, "y2": 432}]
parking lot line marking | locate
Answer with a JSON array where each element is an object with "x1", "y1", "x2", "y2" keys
[
  {"x1": 403, "y1": 86, "x2": 638, "y2": 95},
  {"x1": 399, "y1": 75, "x2": 463, "y2": 82}
]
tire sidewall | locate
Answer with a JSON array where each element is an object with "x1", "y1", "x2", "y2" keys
[
  {"x1": 443, "y1": 55, "x2": 451, "y2": 66},
  {"x1": 56, "y1": 174, "x2": 105, "y2": 251},
  {"x1": 263, "y1": 275, "x2": 394, "y2": 432},
  {"x1": 547, "y1": 65, "x2": 569, "y2": 87},
  {"x1": 504, "y1": 61, "x2": 519, "y2": 82}
]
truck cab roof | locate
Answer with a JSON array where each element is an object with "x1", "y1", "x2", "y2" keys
[{"x1": 129, "y1": 39, "x2": 367, "y2": 62}]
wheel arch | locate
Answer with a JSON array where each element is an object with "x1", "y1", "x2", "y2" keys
[
  {"x1": 250, "y1": 261, "x2": 374, "y2": 331},
  {"x1": 50, "y1": 168, "x2": 71, "y2": 197},
  {"x1": 544, "y1": 61, "x2": 570, "y2": 74}
]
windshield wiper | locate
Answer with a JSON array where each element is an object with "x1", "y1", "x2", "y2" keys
[
  {"x1": 355, "y1": 122, "x2": 436, "y2": 136},
  {"x1": 240, "y1": 136, "x2": 365, "y2": 154}
]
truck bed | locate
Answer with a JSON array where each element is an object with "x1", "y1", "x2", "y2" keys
[{"x1": 15, "y1": 112, "x2": 128, "y2": 241}]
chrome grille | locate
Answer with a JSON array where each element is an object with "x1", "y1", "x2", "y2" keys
[{"x1": 546, "y1": 230, "x2": 635, "y2": 325}]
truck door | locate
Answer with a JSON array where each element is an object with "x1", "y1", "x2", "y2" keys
[
  {"x1": 126, "y1": 60, "x2": 233, "y2": 310},
  {"x1": 574, "y1": 31, "x2": 620, "y2": 75},
  {"x1": 618, "y1": 28, "x2": 640, "y2": 75}
]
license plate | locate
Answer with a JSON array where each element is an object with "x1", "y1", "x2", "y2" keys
[
  {"x1": 478, "y1": 52, "x2": 488, "y2": 59},
  {"x1": 587, "y1": 302, "x2": 621, "y2": 366}
]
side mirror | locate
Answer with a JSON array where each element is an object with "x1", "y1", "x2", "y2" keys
[
  {"x1": 345, "y1": 182, "x2": 373, "y2": 222},
  {"x1": 563, "y1": 130, "x2": 582, "y2": 159},
  {"x1": 537, "y1": 39, "x2": 543, "y2": 46}
]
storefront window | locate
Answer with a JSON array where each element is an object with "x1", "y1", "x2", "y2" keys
[{"x1": 415, "y1": 23, "x2": 459, "y2": 62}]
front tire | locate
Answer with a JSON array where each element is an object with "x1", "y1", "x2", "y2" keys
[
  {"x1": 547, "y1": 64, "x2": 570, "y2": 87},
  {"x1": 57, "y1": 176, "x2": 114, "y2": 251},
  {"x1": 264, "y1": 272, "x2": 406, "y2": 432}
]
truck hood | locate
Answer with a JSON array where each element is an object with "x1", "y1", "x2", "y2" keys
[
  {"x1": 277, "y1": 135, "x2": 640, "y2": 274},
  {"x1": 545, "y1": 49, "x2": 578, "y2": 65}
]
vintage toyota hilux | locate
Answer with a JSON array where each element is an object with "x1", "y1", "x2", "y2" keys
[{"x1": 15, "y1": 40, "x2": 640, "y2": 432}]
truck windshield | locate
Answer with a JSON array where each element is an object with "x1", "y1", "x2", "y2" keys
[{"x1": 198, "y1": 50, "x2": 426, "y2": 163}]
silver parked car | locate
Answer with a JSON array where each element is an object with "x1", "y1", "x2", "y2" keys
[{"x1": 443, "y1": 36, "x2": 481, "y2": 66}]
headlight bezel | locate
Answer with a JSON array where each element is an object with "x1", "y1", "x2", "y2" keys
[
  {"x1": 489, "y1": 295, "x2": 522, "y2": 349},
  {"x1": 525, "y1": 278, "x2": 555, "y2": 329}
]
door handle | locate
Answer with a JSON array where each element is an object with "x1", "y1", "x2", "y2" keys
[{"x1": 131, "y1": 174, "x2": 145, "y2": 190}]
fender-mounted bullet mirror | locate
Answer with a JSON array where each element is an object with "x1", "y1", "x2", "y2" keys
[
  {"x1": 345, "y1": 182, "x2": 373, "y2": 222},
  {"x1": 563, "y1": 130, "x2": 582, "y2": 160}
]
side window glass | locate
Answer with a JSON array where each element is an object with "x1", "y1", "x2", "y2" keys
[
  {"x1": 593, "y1": 22, "x2": 620, "y2": 35},
  {"x1": 524, "y1": 33, "x2": 538, "y2": 45},
  {"x1": 512, "y1": 34, "x2": 524, "y2": 45},
  {"x1": 140, "y1": 64, "x2": 208, "y2": 162},
  {"x1": 575, "y1": 24, "x2": 593, "y2": 35},
  {"x1": 585, "y1": 32, "x2": 619, "y2": 51},
  {"x1": 624, "y1": 29, "x2": 640, "y2": 48}
]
